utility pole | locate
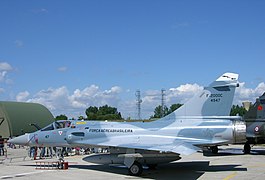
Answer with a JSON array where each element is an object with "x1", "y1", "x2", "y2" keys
[
  {"x1": 135, "y1": 90, "x2": 142, "y2": 120},
  {"x1": 161, "y1": 89, "x2": 166, "y2": 117}
]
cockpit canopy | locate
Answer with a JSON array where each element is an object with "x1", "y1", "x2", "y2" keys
[{"x1": 41, "y1": 120, "x2": 72, "y2": 131}]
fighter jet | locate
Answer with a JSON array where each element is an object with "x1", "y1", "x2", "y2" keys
[
  {"x1": 243, "y1": 92, "x2": 265, "y2": 153},
  {"x1": 9, "y1": 72, "x2": 246, "y2": 176}
]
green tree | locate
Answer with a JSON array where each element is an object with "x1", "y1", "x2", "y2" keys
[
  {"x1": 55, "y1": 114, "x2": 68, "y2": 120},
  {"x1": 85, "y1": 105, "x2": 123, "y2": 120},
  {"x1": 168, "y1": 103, "x2": 183, "y2": 114},
  {"x1": 230, "y1": 105, "x2": 247, "y2": 116},
  {"x1": 85, "y1": 106, "x2": 99, "y2": 120},
  {"x1": 78, "y1": 116, "x2": 84, "y2": 120},
  {"x1": 151, "y1": 105, "x2": 168, "y2": 118},
  {"x1": 151, "y1": 103, "x2": 183, "y2": 119},
  {"x1": 85, "y1": 106, "x2": 98, "y2": 114},
  {"x1": 98, "y1": 105, "x2": 118, "y2": 115}
]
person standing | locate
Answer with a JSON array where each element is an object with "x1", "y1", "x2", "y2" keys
[
  {"x1": 0, "y1": 135, "x2": 4, "y2": 156},
  {"x1": 29, "y1": 146, "x2": 35, "y2": 158}
]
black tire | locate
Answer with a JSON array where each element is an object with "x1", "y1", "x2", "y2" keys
[
  {"x1": 244, "y1": 143, "x2": 251, "y2": 154},
  {"x1": 211, "y1": 146, "x2": 218, "y2": 154},
  {"x1": 129, "y1": 162, "x2": 143, "y2": 176}
]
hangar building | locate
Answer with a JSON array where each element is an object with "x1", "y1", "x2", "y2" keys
[{"x1": 0, "y1": 101, "x2": 54, "y2": 138}]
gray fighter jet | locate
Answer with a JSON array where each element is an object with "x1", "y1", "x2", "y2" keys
[
  {"x1": 243, "y1": 92, "x2": 265, "y2": 153},
  {"x1": 9, "y1": 72, "x2": 246, "y2": 176}
]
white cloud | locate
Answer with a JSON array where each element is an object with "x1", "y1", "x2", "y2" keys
[
  {"x1": 234, "y1": 82, "x2": 265, "y2": 105},
  {"x1": 18, "y1": 85, "x2": 123, "y2": 118},
  {"x1": 32, "y1": 8, "x2": 48, "y2": 14},
  {"x1": 15, "y1": 82, "x2": 265, "y2": 119},
  {"x1": 16, "y1": 91, "x2": 30, "y2": 102},
  {"x1": 70, "y1": 85, "x2": 122, "y2": 108},
  {"x1": 39, "y1": 8, "x2": 48, "y2": 13},
  {"x1": 58, "y1": 66, "x2": 67, "y2": 72},
  {"x1": 14, "y1": 40, "x2": 24, "y2": 47},
  {"x1": 0, "y1": 88, "x2": 5, "y2": 94},
  {"x1": 130, "y1": 84, "x2": 204, "y2": 119},
  {"x1": 172, "y1": 22, "x2": 191, "y2": 29},
  {"x1": 29, "y1": 86, "x2": 70, "y2": 111},
  {"x1": 255, "y1": 82, "x2": 265, "y2": 95},
  {"x1": 168, "y1": 83, "x2": 203, "y2": 104},
  {"x1": 0, "y1": 62, "x2": 13, "y2": 83},
  {"x1": 0, "y1": 71, "x2": 7, "y2": 82},
  {"x1": 0, "y1": 62, "x2": 12, "y2": 71},
  {"x1": 108, "y1": 86, "x2": 122, "y2": 94}
]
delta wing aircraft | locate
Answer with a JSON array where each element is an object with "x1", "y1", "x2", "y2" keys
[{"x1": 9, "y1": 72, "x2": 246, "y2": 176}]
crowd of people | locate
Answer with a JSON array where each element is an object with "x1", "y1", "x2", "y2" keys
[{"x1": 28, "y1": 147, "x2": 84, "y2": 159}]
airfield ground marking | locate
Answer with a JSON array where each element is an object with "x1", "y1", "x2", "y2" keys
[
  {"x1": 222, "y1": 162, "x2": 265, "y2": 180},
  {"x1": 222, "y1": 172, "x2": 237, "y2": 180}
]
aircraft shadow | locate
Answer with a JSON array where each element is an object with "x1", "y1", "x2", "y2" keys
[
  {"x1": 203, "y1": 147, "x2": 265, "y2": 156},
  {"x1": 249, "y1": 148, "x2": 265, "y2": 155},
  {"x1": 70, "y1": 161, "x2": 247, "y2": 180},
  {"x1": 202, "y1": 148, "x2": 244, "y2": 156}
]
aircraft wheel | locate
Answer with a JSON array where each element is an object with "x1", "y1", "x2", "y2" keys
[
  {"x1": 244, "y1": 143, "x2": 251, "y2": 154},
  {"x1": 147, "y1": 164, "x2": 157, "y2": 170},
  {"x1": 211, "y1": 146, "x2": 218, "y2": 154},
  {"x1": 129, "y1": 162, "x2": 143, "y2": 176}
]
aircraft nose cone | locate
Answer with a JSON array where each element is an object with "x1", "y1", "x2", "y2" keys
[{"x1": 8, "y1": 134, "x2": 29, "y2": 145}]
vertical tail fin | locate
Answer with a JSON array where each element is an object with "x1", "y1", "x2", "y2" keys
[{"x1": 172, "y1": 72, "x2": 239, "y2": 116}]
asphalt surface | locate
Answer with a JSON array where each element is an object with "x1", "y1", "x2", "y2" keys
[{"x1": 1, "y1": 145, "x2": 265, "y2": 180}]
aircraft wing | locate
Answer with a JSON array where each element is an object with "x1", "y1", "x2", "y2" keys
[{"x1": 68, "y1": 134, "x2": 201, "y2": 155}]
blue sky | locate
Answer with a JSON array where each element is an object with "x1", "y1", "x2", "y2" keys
[{"x1": 0, "y1": 1, "x2": 265, "y2": 119}]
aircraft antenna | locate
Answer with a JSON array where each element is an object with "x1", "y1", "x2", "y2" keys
[
  {"x1": 135, "y1": 90, "x2": 142, "y2": 120},
  {"x1": 161, "y1": 89, "x2": 166, "y2": 117}
]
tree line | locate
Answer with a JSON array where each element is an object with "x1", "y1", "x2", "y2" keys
[
  {"x1": 85, "y1": 105, "x2": 122, "y2": 120},
  {"x1": 150, "y1": 103, "x2": 183, "y2": 119},
  {"x1": 55, "y1": 104, "x2": 249, "y2": 120},
  {"x1": 55, "y1": 104, "x2": 122, "y2": 120}
]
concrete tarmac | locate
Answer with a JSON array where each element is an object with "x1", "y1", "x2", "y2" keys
[{"x1": 1, "y1": 145, "x2": 265, "y2": 180}]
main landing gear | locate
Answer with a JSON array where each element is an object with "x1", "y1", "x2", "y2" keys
[
  {"x1": 128, "y1": 162, "x2": 143, "y2": 176},
  {"x1": 243, "y1": 143, "x2": 251, "y2": 154},
  {"x1": 210, "y1": 146, "x2": 219, "y2": 154},
  {"x1": 128, "y1": 162, "x2": 157, "y2": 176}
]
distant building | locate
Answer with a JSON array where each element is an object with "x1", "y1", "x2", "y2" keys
[{"x1": 0, "y1": 101, "x2": 54, "y2": 138}]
